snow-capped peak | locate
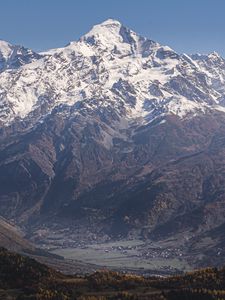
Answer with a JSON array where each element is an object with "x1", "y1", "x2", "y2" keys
[
  {"x1": 100, "y1": 18, "x2": 122, "y2": 26},
  {"x1": 0, "y1": 20, "x2": 225, "y2": 126},
  {"x1": 79, "y1": 18, "x2": 157, "y2": 57},
  {"x1": 82, "y1": 18, "x2": 123, "y2": 39},
  {"x1": 208, "y1": 51, "x2": 222, "y2": 61},
  {"x1": 0, "y1": 39, "x2": 43, "y2": 73},
  {"x1": 0, "y1": 40, "x2": 13, "y2": 59},
  {"x1": 80, "y1": 18, "x2": 131, "y2": 48}
]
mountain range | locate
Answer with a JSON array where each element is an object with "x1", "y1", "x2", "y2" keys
[{"x1": 1, "y1": 19, "x2": 225, "y2": 270}]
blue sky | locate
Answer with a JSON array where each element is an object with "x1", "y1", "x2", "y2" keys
[{"x1": 0, "y1": 0, "x2": 225, "y2": 56}]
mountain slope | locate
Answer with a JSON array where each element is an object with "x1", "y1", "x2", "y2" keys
[
  {"x1": 0, "y1": 216, "x2": 36, "y2": 253},
  {"x1": 1, "y1": 19, "x2": 225, "y2": 269}
]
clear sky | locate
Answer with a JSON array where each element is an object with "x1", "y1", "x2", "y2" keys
[{"x1": 0, "y1": 0, "x2": 225, "y2": 56}]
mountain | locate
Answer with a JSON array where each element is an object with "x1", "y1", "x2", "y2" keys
[
  {"x1": 1, "y1": 19, "x2": 225, "y2": 269},
  {"x1": 1, "y1": 19, "x2": 225, "y2": 125}
]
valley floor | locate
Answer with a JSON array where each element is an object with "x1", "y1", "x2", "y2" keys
[{"x1": 50, "y1": 239, "x2": 192, "y2": 275}]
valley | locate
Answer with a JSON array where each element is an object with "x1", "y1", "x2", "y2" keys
[{"x1": 51, "y1": 239, "x2": 191, "y2": 274}]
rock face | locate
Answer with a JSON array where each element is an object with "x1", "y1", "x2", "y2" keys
[{"x1": 1, "y1": 19, "x2": 225, "y2": 260}]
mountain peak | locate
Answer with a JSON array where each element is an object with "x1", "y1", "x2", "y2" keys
[
  {"x1": 79, "y1": 18, "x2": 153, "y2": 56},
  {"x1": 81, "y1": 18, "x2": 124, "y2": 43},
  {"x1": 98, "y1": 18, "x2": 122, "y2": 27},
  {"x1": 208, "y1": 51, "x2": 222, "y2": 60},
  {"x1": 0, "y1": 40, "x2": 13, "y2": 58},
  {"x1": 0, "y1": 39, "x2": 12, "y2": 46},
  {"x1": 0, "y1": 40, "x2": 42, "y2": 73}
]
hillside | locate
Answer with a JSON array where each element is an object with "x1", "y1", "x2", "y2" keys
[
  {"x1": 0, "y1": 217, "x2": 34, "y2": 252},
  {"x1": 1, "y1": 247, "x2": 225, "y2": 300}
]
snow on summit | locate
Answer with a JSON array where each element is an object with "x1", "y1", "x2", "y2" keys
[
  {"x1": 0, "y1": 19, "x2": 225, "y2": 125},
  {"x1": 0, "y1": 40, "x2": 13, "y2": 58}
]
